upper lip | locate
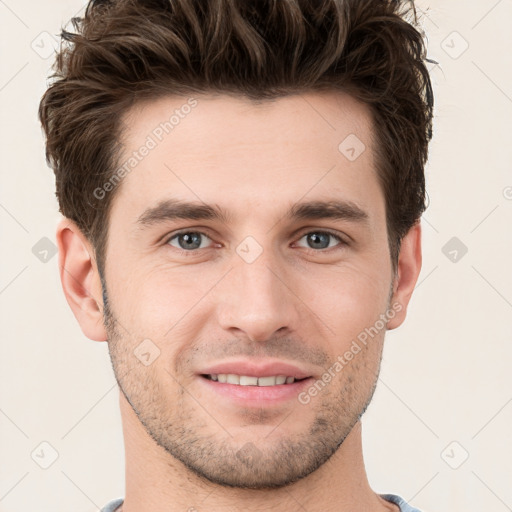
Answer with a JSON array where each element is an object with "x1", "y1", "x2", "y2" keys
[{"x1": 198, "y1": 359, "x2": 312, "y2": 379}]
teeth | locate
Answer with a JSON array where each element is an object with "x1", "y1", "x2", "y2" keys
[
  {"x1": 239, "y1": 375, "x2": 258, "y2": 385},
  {"x1": 226, "y1": 374, "x2": 239, "y2": 384},
  {"x1": 257, "y1": 376, "x2": 277, "y2": 387},
  {"x1": 208, "y1": 374, "x2": 297, "y2": 386}
]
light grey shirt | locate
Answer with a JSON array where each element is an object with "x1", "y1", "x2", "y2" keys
[{"x1": 100, "y1": 494, "x2": 424, "y2": 511}]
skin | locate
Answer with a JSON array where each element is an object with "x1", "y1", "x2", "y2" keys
[{"x1": 57, "y1": 91, "x2": 422, "y2": 512}]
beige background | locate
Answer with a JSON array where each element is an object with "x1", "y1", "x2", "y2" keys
[{"x1": 1, "y1": 1, "x2": 511, "y2": 511}]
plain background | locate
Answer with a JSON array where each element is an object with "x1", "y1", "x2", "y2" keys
[{"x1": 1, "y1": 1, "x2": 511, "y2": 511}]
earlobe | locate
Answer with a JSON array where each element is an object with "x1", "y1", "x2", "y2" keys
[
  {"x1": 387, "y1": 221, "x2": 422, "y2": 330},
  {"x1": 56, "y1": 218, "x2": 107, "y2": 341}
]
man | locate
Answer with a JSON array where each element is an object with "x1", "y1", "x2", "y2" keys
[{"x1": 39, "y1": 0, "x2": 434, "y2": 510}]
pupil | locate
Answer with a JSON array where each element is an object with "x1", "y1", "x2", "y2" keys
[
  {"x1": 308, "y1": 233, "x2": 329, "y2": 249},
  {"x1": 180, "y1": 232, "x2": 201, "y2": 250}
]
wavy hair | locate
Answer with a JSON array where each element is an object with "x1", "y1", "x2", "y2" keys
[{"x1": 39, "y1": 0, "x2": 434, "y2": 275}]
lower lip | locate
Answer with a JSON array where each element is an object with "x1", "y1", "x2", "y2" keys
[{"x1": 197, "y1": 376, "x2": 313, "y2": 405}]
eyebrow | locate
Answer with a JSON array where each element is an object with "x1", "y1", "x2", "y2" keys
[{"x1": 135, "y1": 198, "x2": 369, "y2": 228}]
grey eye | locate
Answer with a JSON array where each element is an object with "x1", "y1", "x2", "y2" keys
[
  {"x1": 296, "y1": 232, "x2": 342, "y2": 250},
  {"x1": 168, "y1": 232, "x2": 211, "y2": 251}
]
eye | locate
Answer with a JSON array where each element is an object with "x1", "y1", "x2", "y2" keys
[
  {"x1": 166, "y1": 231, "x2": 213, "y2": 251},
  {"x1": 295, "y1": 231, "x2": 345, "y2": 251}
]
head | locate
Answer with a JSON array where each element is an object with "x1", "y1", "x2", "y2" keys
[{"x1": 40, "y1": 0, "x2": 432, "y2": 490}]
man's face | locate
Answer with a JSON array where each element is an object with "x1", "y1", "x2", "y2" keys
[{"x1": 102, "y1": 91, "x2": 397, "y2": 488}]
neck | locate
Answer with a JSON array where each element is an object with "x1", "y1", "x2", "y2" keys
[{"x1": 118, "y1": 391, "x2": 397, "y2": 512}]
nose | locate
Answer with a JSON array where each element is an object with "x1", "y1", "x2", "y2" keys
[{"x1": 215, "y1": 249, "x2": 300, "y2": 343}]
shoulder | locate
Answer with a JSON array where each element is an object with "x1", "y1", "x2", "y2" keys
[
  {"x1": 379, "y1": 493, "x2": 426, "y2": 512},
  {"x1": 100, "y1": 497, "x2": 124, "y2": 512}
]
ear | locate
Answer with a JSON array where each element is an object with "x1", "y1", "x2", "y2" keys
[
  {"x1": 387, "y1": 221, "x2": 422, "y2": 330},
  {"x1": 56, "y1": 218, "x2": 107, "y2": 341}
]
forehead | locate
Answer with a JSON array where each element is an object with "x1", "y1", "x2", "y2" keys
[{"x1": 112, "y1": 91, "x2": 383, "y2": 227}]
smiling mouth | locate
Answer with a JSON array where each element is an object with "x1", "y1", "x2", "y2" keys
[{"x1": 201, "y1": 374, "x2": 309, "y2": 386}]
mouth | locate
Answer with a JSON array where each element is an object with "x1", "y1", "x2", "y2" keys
[
  {"x1": 201, "y1": 374, "x2": 308, "y2": 386},
  {"x1": 197, "y1": 372, "x2": 313, "y2": 405}
]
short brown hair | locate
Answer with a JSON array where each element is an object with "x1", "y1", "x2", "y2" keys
[{"x1": 39, "y1": 0, "x2": 434, "y2": 277}]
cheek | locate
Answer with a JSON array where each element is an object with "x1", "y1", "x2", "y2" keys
[
  {"x1": 108, "y1": 245, "x2": 391, "y2": 344},
  {"x1": 296, "y1": 264, "x2": 390, "y2": 346},
  {"x1": 110, "y1": 264, "x2": 219, "y2": 336}
]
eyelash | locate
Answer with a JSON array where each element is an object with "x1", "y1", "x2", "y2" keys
[{"x1": 164, "y1": 229, "x2": 348, "y2": 255}]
